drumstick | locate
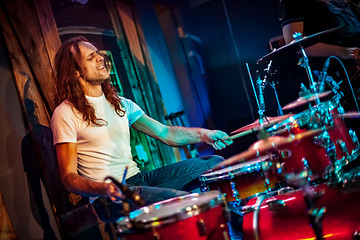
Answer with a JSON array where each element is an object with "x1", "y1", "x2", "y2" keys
[{"x1": 229, "y1": 128, "x2": 257, "y2": 140}]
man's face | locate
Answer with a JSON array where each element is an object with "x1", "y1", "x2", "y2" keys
[{"x1": 75, "y1": 41, "x2": 110, "y2": 84}]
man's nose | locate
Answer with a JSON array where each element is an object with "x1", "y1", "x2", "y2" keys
[{"x1": 96, "y1": 53, "x2": 104, "y2": 62}]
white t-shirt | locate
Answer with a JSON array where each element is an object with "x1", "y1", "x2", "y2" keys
[{"x1": 50, "y1": 94, "x2": 144, "y2": 183}]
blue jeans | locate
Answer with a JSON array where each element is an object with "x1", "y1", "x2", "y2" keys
[
  {"x1": 126, "y1": 155, "x2": 224, "y2": 192},
  {"x1": 93, "y1": 155, "x2": 224, "y2": 222}
]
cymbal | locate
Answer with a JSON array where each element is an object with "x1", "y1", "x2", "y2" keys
[
  {"x1": 335, "y1": 111, "x2": 360, "y2": 119},
  {"x1": 231, "y1": 114, "x2": 294, "y2": 134},
  {"x1": 211, "y1": 128, "x2": 323, "y2": 171},
  {"x1": 282, "y1": 91, "x2": 332, "y2": 110},
  {"x1": 257, "y1": 26, "x2": 343, "y2": 64}
]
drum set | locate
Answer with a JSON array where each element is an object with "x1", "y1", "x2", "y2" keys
[
  {"x1": 198, "y1": 29, "x2": 360, "y2": 239},
  {"x1": 200, "y1": 94, "x2": 360, "y2": 240},
  {"x1": 113, "y1": 28, "x2": 360, "y2": 240}
]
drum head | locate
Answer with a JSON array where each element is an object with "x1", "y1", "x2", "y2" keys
[
  {"x1": 120, "y1": 191, "x2": 224, "y2": 229},
  {"x1": 201, "y1": 156, "x2": 272, "y2": 181}
]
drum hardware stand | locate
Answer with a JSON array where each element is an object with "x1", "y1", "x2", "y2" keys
[
  {"x1": 263, "y1": 60, "x2": 283, "y2": 116},
  {"x1": 245, "y1": 63, "x2": 269, "y2": 131},
  {"x1": 246, "y1": 63, "x2": 266, "y2": 126},
  {"x1": 295, "y1": 172, "x2": 326, "y2": 240},
  {"x1": 292, "y1": 32, "x2": 321, "y2": 105}
]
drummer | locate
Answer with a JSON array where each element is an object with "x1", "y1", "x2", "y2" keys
[
  {"x1": 279, "y1": 0, "x2": 360, "y2": 111},
  {"x1": 50, "y1": 36, "x2": 233, "y2": 222}
]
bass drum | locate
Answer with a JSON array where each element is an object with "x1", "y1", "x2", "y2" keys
[
  {"x1": 117, "y1": 191, "x2": 230, "y2": 240},
  {"x1": 242, "y1": 183, "x2": 360, "y2": 240}
]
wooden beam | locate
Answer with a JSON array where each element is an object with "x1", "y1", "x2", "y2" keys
[
  {"x1": 0, "y1": 192, "x2": 17, "y2": 240},
  {"x1": 1, "y1": 0, "x2": 58, "y2": 112},
  {"x1": 115, "y1": 1, "x2": 176, "y2": 165},
  {"x1": 0, "y1": 2, "x2": 106, "y2": 238},
  {"x1": 0, "y1": 1, "x2": 50, "y2": 128},
  {"x1": 33, "y1": 0, "x2": 62, "y2": 71}
]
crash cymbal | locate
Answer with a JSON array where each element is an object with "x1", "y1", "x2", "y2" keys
[
  {"x1": 257, "y1": 26, "x2": 343, "y2": 63},
  {"x1": 231, "y1": 114, "x2": 294, "y2": 135},
  {"x1": 282, "y1": 91, "x2": 332, "y2": 110},
  {"x1": 211, "y1": 128, "x2": 323, "y2": 171},
  {"x1": 335, "y1": 111, "x2": 360, "y2": 119}
]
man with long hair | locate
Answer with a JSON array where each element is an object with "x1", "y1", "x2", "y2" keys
[{"x1": 50, "y1": 36, "x2": 233, "y2": 222}]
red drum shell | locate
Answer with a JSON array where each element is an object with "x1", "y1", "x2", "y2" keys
[
  {"x1": 278, "y1": 101, "x2": 356, "y2": 178},
  {"x1": 118, "y1": 191, "x2": 230, "y2": 240},
  {"x1": 243, "y1": 183, "x2": 360, "y2": 240},
  {"x1": 200, "y1": 157, "x2": 283, "y2": 202},
  {"x1": 327, "y1": 106, "x2": 356, "y2": 159}
]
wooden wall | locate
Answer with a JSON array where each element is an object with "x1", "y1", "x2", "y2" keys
[{"x1": 0, "y1": 0, "x2": 179, "y2": 238}]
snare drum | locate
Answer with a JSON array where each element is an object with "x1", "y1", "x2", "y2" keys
[
  {"x1": 200, "y1": 156, "x2": 283, "y2": 203},
  {"x1": 117, "y1": 191, "x2": 230, "y2": 240},
  {"x1": 273, "y1": 100, "x2": 356, "y2": 178},
  {"x1": 242, "y1": 183, "x2": 360, "y2": 240}
]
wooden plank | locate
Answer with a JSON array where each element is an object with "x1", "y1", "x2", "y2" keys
[
  {"x1": 33, "y1": 0, "x2": 62, "y2": 71},
  {"x1": 0, "y1": 2, "x2": 50, "y2": 128},
  {"x1": 105, "y1": 0, "x2": 147, "y2": 111},
  {"x1": 105, "y1": 0, "x2": 161, "y2": 169},
  {"x1": 115, "y1": 1, "x2": 176, "y2": 165},
  {"x1": 0, "y1": 192, "x2": 17, "y2": 240},
  {"x1": 0, "y1": 3, "x2": 104, "y2": 238},
  {"x1": 2, "y1": 0, "x2": 57, "y2": 112},
  {"x1": 131, "y1": 4, "x2": 179, "y2": 163}
]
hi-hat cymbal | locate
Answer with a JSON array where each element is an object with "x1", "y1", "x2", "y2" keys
[
  {"x1": 231, "y1": 114, "x2": 294, "y2": 134},
  {"x1": 257, "y1": 26, "x2": 343, "y2": 63},
  {"x1": 211, "y1": 128, "x2": 323, "y2": 171},
  {"x1": 282, "y1": 91, "x2": 332, "y2": 110}
]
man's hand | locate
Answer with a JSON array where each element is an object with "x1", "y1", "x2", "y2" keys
[
  {"x1": 340, "y1": 47, "x2": 360, "y2": 61},
  {"x1": 202, "y1": 130, "x2": 233, "y2": 150},
  {"x1": 105, "y1": 182, "x2": 124, "y2": 203}
]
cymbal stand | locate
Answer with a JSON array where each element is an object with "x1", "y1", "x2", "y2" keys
[
  {"x1": 293, "y1": 32, "x2": 320, "y2": 105},
  {"x1": 264, "y1": 60, "x2": 283, "y2": 116},
  {"x1": 302, "y1": 180, "x2": 325, "y2": 240},
  {"x1": 246, "y1": 63, "x2": 267, "y2": 126},
  {"x1": 286, "y1": 172, "x2": 325, "y2": 240}
]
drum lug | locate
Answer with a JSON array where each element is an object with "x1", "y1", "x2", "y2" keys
[
  {"x1": 319, "y1": 131, "x2": 337, "y2": 164},
  {"x1": 280, "y1": 149, "x2": 292, "y2": 159},
  {"x1": 230, "y1": 179, "x2": 240, "y2": 200},
  {"x1": 196, "y1": 219, "x2": 207, "y2": 236},
  {"x1": 200, "y1": 177, "x2": 210, "y2": 192},
  {"x1": 301, "y1": 158, "x2": 312, "y2": 181},
  {"x1": 266, "y1": 199, "x2": 286, "y2": 211},
  {"x1": 241, "y1": 206, "x2": 255, "y2": 214},
  {"x1": 349, "y1": 129, "x2": 359, "y2": 146},
  {"x1": 336, "y1": 140, "x2": 351, "y2": 161}
]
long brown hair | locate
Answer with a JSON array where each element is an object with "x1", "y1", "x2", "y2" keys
[{"x1": 54, "y1": 36, "x2": 125, "y2": 126}]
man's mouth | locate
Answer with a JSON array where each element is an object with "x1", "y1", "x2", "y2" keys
[{"x1": 98, "y1": 65, "x2": 106, "y2": 71}]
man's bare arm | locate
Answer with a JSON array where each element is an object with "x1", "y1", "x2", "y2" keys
[{"x1": 131, "y1": 115, "x2": 233, "y2": 150}]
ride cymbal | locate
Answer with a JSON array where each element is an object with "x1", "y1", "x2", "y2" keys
[
  {"x1": 282, "y1": 91, "x2": 332, "y2": 110},
  {"x1": 257, "y1": 26, "x2": 343, "y2": 64}
]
